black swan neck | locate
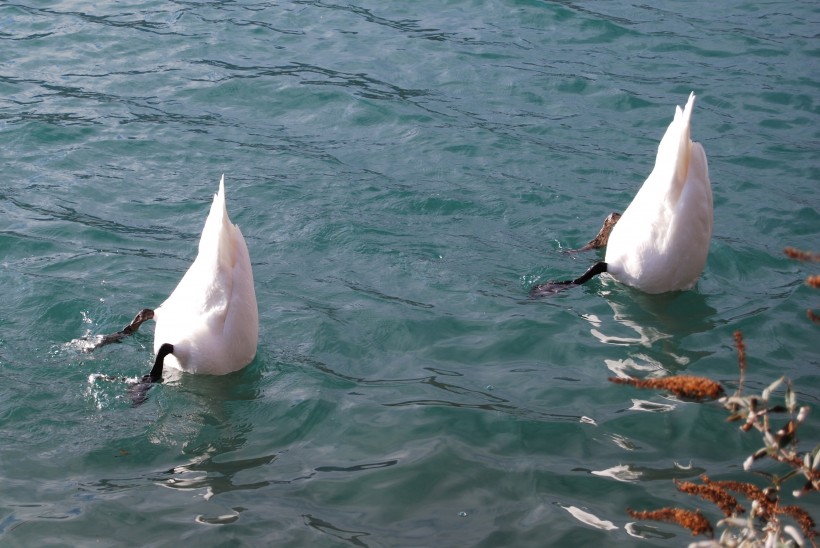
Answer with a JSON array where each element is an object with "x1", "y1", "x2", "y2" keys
[{"x1": 148, "y1": 343, "x2": 174, "y2": 383}]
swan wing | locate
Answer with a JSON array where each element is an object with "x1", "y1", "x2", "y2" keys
[
  {"x1": 156, "y1": 176, "x2": 233, "y2": 323},
  {"x1": 221, "y1": 222, "x2": 258, "y2": 368},
  {"x1": 625, "y1": 92, "x2": 695, "y2": 216}
]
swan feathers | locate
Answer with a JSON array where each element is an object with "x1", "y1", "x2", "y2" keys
[
  {"x1": 604, "y1": 92, "x2": 713, "y2": 293},
  {"x1": 151, "y1": 175, "x2": 258, "y2": 375}
]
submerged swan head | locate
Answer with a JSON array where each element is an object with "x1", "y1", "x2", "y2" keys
[{"x1": 151, "y1": 175, "x2": 259, "y2": 376}]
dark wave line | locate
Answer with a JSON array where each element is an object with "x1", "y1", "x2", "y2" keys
[{"x1": 11, "y1": 2, "x2": 193, "y2": 37}]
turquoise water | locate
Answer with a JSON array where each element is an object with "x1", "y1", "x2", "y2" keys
[{"x1": 1, "y1": 1, "x2": 818, "y2": 545}]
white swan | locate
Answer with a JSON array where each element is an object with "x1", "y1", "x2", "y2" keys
[
  {"x1": 604, "y1": 92, "x2": 713, "y2": 293},
  {"x1": 151, "y1": 175, "x2": 259, "y2": 375},
  {"x1": 91, "y1": 175, "x2": 259, "y2": 383},
  {"x1": 532, "y1": 92, "x2": 713, "y2": 296}
]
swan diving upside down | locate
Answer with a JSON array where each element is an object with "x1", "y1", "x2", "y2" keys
[
  {"x1": 531, "y1": 92, "x2": 713, "y2": 296},
  {"x1": 89, "y1": 175, "x2": 258, "y2": 388}
]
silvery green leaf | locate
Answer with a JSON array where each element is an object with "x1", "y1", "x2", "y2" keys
[
  {"x1": 797, "y1": 406, "x2": 810, "y2": 424},
  {"x1": 785, "y1": 383, "x2": 797, "y2": 413},
  {"x1": 783, "y1": 524, "x2": 805, "y2": 546},
  {"x1": 761, "y1": 377, "x2": 783, "y2": 402}
]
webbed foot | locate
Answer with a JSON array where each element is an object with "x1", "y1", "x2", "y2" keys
[
  {"x1": 79, "y1": 309, "x2": 155, "y2": 351},
  {"x1": 569, "y1": 212, "x2": 621, "y2": 252}
]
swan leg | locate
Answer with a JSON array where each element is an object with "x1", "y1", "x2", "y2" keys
[
  {"x1": 572, "y1": 212, "x2": 621, "y2": 252},
  {"x1": 530, "y1": 262, "x2": 608, "y2": 297},
  {"x1": 121, "y1": 308, "x2": 155, "y2": 335},
  {"x1": 83, "y1": 308, "x2": 155, "y2": 351}
]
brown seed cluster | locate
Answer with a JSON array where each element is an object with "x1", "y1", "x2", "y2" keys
[
  {"x1": 734, "y1": 330, "x2": 747, "y2": 377},
  {"x1": 616, "y1": 329, "x2": 818, "y2": 544},
  {"x1": 784, "y1": 247, "x2": 819, "y2": 321},
  {"x1": 627, "y1": 507, "x2": 713, "y2": 537},
  {"x1": 780, "y1": 505, "x2": 817, "y2": 541},
  {"x1": 608, "y1": 375, "x2": 725, "y2": 401},
  {"x1": 631, "y1": 477, "x2": 818, "y2": 541},
  {"x1": 675, "y1": 476, "x2": 744, "y2": 517},
  {"x1": 784, "y1": 247, "x2": 820, "y2": 262},
  {"x1": 702, "y1": 477, "x2": 775, "y2": 522}
]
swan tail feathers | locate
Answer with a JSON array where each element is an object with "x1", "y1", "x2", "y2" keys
[
  {"x1": 674, "y1": 92, "x2": 696, "y2": 188},
  {"x1": 216, "y1": 174, "x2": 227, "y2": 217},
  {"x1": 654, "y1": 92, "x2": 696, "y2": 204},
  {"x1": 199, "y1": 175, "x2": 238, "y2": 261}
]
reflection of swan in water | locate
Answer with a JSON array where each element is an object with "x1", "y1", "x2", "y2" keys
[
  {"x1": 150, "y1": 370, "x2": 266, "y2": 524},
  {"x1": 151, "y1": 367, "x2": 398, "y2": 528},
  {"x1": 82, "y1": 367, "x2": 270, "y2": 523},
  {"x1": 583, "y1": 288, "x2": 717, "y2": 379}
]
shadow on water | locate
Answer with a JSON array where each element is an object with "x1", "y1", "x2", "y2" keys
[
  {"x1": 77, "y1": 363, "x2": 285, "y2": 524},
  {"x1": 525, "y1": 271, "x2": 719, "y2": 377},
  {"x1": 591, "y1": 285, "x2": 717, "y2": 343},
  {"x1": 137, "y1": 365, "x2": 396, "y2": 518},
  {"x1": 303, "y1": 514, "x2": 372, "y2": 548},
  {"x1": 578, "y1": 283, "x2": 718, "y2": 378}
]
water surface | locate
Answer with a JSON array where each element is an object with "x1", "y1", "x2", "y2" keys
[{"x1": 1, "y1": 1, "x2": 818, "y2": 546}]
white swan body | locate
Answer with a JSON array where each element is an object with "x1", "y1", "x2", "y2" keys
[
  {"x1": 604, "y1": 92, "x2": 713, "y2": 294},
  {"x1": 152, "y1": 175, "x2": 258, "y2": 375}
]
